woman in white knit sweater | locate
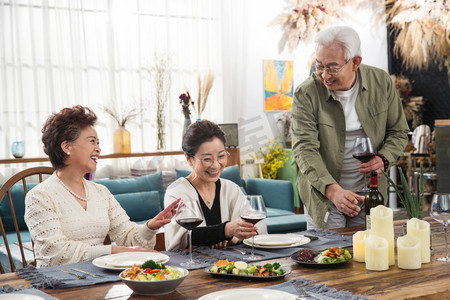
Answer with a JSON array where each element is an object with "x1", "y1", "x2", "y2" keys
[
  {"x1": 25, "y1": 106, "x2": 179, "y2": 267},
  {"x1": 164, "y1": 120, "x2": 267, "y2": 250}
]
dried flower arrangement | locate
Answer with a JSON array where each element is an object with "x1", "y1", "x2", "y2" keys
[
  {"x1": 386, "y1": 0, "x2": 450, "y2": 77},
  {"x1": 186, "y1": 70, "x2": 215, "y2": 120},
  {"x1": 149, "y1": 54, "x2": 172, "y2": 150},
  {"x1": 276, "y1": 112, "x2": 292, "y2": 148},
  {"x1": 101, "y1": 104, "x2": 139, "y2": 127},
  {"x1": 252, "y1": 137, "x2": 290, "y2": 179},
  {"x1": 179, "y1": 92, "x2": 193, "y2": 119},
  {"x1": 269, "y1": 0, "x2": 353, "y2": 53},
  {"x1": 390, "y1": 74, "x2": 426, "y2": 130}
]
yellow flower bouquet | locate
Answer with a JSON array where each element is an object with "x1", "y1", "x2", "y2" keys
[{"x1": 252, "y1": 138, "x2": 290, "y2": 179}]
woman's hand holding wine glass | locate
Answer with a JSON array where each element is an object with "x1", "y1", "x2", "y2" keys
[{"x1": 175, "y1": 197, "x2": 204, "y2": 267}]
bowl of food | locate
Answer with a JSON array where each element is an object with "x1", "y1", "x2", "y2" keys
[{"x1": 119, "y1": 260, "x2": 188, "y2": 296}]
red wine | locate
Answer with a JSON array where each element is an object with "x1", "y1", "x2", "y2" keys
[
  {"x1": 352, "y1": 152, "x2": 375, "y2": 163},
  {"x1": 364, "y1": 171, "x2": 384, "y2": 230},
  {"x1": 176, "y1": 218, "x2": 203, "y2": 230},
  {"x1": 241, "y1": 214, "x2": 266, "y2": 225}
]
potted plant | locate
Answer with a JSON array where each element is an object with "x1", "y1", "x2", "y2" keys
[{"x1": 381, "y1": 162, "x2": 424, "y2": 220}]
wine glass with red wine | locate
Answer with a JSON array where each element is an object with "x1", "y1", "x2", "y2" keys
[
  {"x1": 175, "y1": 198, "x2": 204, "y2": 267},
  {"x1": 240, "y1": 195, "x2": 267, "y2": 260},
  {"x1": 352, "y1": 137, "x2": 375, "y2": 194}
]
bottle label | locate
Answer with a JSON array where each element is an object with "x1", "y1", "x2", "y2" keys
[{"x1": 366, "y1": 215, "x2": 371, "y2": 230}]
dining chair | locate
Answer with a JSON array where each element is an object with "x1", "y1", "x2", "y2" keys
[{"x1": 0, "y1": 166, "x2": 53, "y2": 273}]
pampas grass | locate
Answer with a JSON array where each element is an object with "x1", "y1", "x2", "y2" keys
[
  {"x1": 187, "y1": 70, "x2": 215, "y2": 120},
  {"x1": 101, "y1": 104, "x2": 139, "y2": 127},
  {"x1": 386, "y1": 0, "x2": 449, "y2": 73}
]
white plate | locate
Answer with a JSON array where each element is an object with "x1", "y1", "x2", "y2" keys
[
  {"x1": 92, "y1": 252, "x2": 170, "y2": 270},
  {"x1": 243, "y1": 234, "x2": 310, "y2": 249},
  {"x1": 0, "y1": 295, "x2": 45, "y2": 300},
  {"x1": 251, "y1": 234, "x2": 299, "y2": 246},
  {"x1": 198, "y1": 288, "x2": 296, "y2": 300}
]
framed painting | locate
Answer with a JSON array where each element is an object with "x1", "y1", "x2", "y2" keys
[{"x1": 263, "y1": 59, "x2": 294, "y2": 111}]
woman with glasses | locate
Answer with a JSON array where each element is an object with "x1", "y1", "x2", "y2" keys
[
  {"x1": 164, "y1": 120, "x2": 267, "y2": 250},
  {"x1": 291, "y1": 26, "x2": 409, "y2": 230}
]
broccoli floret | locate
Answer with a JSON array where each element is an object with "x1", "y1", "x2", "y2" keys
[
  {"x1": 142, "y1": 260, "x2": 166, "y2": 270},
  {"x1": 224, "y1": 263, "x2": 235, "y2": 273},
  {"x1": 263, "y1": 262, "x2": 284, "y2": 275}
]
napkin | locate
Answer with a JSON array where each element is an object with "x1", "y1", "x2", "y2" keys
[
  {"x1": 264, "y1": 278, "x2": 374, "y2": 300},
  {"x1": 162, "y1": 249, "x2": 216, "y2": 270},
  {"x1": 0, "y1": 285, "x2": 59, "y2": 300},
  {"x1": 16, "y1": 260, "x2": 121, "y2": 289}
]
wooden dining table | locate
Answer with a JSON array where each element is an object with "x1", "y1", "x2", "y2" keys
[{"x1": 0, "y1": 217, "x2": 448, "y2": 299}]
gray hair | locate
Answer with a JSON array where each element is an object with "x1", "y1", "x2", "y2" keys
[{"x1": 314, "y1": 26, "x2": 362, "y2": 60}]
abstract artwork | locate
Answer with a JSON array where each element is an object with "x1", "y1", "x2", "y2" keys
[{"x1": 263, "y1": 60, "x2": 294, "y2": 111}]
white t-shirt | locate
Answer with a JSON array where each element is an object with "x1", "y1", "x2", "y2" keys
[{"x1": 333, "y1": 73, "x2": 366, "y2": 191}]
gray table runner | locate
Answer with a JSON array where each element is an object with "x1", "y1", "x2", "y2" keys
[
  {"x1": 264, "y1": 278, "x2": 373, "y2": 300},
  {"x1": 195, "y1": 229, "x2": 353, "y2": 262},
  {"x1": 16, "y1": 260, "x2": 121, "y2": 289},
  {"x1": 162, "y1": 249, "x2": 216, "y2": 270},
  {"x1": 1, "y1": 285, "x2": 59, "y2": 300}
]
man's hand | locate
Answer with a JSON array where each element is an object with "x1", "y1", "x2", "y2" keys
[
  {"x1": 360, "y1": 156, "x2": 384, "y2": 177},
  {"x1": 325, "y1": 184, "x2": 365, "y2": 217}
]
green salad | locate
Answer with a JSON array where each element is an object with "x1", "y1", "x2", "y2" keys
[
  {"x1": 209, "y1": 259, "x2": 285, "y2": 276},
  {"x1": 313, "y1": 247, "x2": 352, "y2": 263},
  {"x1": 122, "y1": 260, "x2": 183, "y2": 281}
]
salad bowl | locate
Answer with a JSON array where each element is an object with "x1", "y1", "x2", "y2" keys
[{"x1": 119, "y1": 266, "x2": 188, "y2": 296}]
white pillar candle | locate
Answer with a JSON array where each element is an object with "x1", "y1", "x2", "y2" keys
[
  {"x1": 397, "y1": 234, "x2": 422, "y2": 269},
  {"x1": 370, "y1": 205, "x2": 395, "y2": 266},
  {"x1": 365, "y1": 235, "x2": 389, "y2": 271},
  {"x1": 353, "y1": 230, "x2": 370, "y2": 262},
  {"x1": 407, "y1": 218, "x2": 431, "y2": 263}
]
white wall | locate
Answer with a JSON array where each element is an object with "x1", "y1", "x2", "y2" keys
[{"x1": 232, "y1": 0, "x2": 387, "y2": 160}]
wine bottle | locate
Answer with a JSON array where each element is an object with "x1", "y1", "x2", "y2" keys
[{"x1": 365, "y1": 171, "x2": 384, "y2": 230}]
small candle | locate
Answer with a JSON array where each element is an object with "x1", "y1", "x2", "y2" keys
[
  {"x1": 370, "y1": 205, "x2": 395, "y2": 266},
  {"x1": 365, "y1": 235, "x2": 389, "y2": 271},
  {"x1": 397, "y1": 234, "x2": 422, "y2": 269},
  {"x1": 407, "y1": 218, "x2": 431, "y2": 263},
  {"x1": 353, "y1": 230, "x2": 370, "y2": 262}
]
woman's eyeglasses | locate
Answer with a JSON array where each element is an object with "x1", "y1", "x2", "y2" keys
[
  {"x1": 193, "y1": 151, "x2": 230, "y2": 168},
  {"x1": 316, "y1": 58, "x2": 352, "y2": 75}
]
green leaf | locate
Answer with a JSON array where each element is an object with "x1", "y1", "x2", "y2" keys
[
  {"x1": 418, "y1": 162, "x2": 424, "y2": 219},
  {"x1": 398, "y1": 166, "x2": 417, "y2": 218},
  {"x1": 381, "y1": 168, "x2": 408, "y2": 215}
]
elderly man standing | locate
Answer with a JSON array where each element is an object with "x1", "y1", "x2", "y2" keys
[{"x1": 291, "y1": 26, "x2": 409, "y2": 230}]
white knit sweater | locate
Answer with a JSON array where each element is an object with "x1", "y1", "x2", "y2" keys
[{"x1": 24, "y1": 173, "x2": 157, "y2": 267}]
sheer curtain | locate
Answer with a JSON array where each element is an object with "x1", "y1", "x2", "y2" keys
[{"x1": 0, "y1": 0, "x2": 224, "y2": 165}]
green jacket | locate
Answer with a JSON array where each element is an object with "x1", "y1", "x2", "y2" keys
[{"x1": 291, "y1": 64, "x2": 409, "y2": 229}]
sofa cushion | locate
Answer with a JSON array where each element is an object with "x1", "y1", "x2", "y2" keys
[
  {"x1": 266, "y1": 207, "x2": 295, "y2": 218},
  {"x1": 0, "y1": 183, "x2": 38, "y2": 232},
  {"x1": 0, "y1": 230, "x2": 31, "y2": 246},
  {"x1": 95, "y1": 172, "x2": 165, "y2": 209},
  {"x1": 176, "y1": 165, "x2": 243, "y2": 188},
  {"x1": 246, "y1": 178, "x2": 294, "y2": 212},
  {"x1": 265, "y1": 214, "x2": 307, "y2": 234},
  {"x1": 115, "y1": 191, "x2": 161, "y2": 221}
]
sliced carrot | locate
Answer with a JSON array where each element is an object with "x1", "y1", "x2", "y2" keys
[
  {"x1": 258, "y1": 267, "x2": 266, "y2": 274},
  {"x1": 159, "y1": 274, "x2": 166, "y2": 280},
  {"x1": 262, "y1": 271, "x2": 269, "y2": 276},
  {"x1": 216, "y1": 260, "x2": 229, "y2": 267}
]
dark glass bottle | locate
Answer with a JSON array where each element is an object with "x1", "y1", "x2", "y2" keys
[{"x1": 364, "y1": 171, "x2": 384, "y2": 230}]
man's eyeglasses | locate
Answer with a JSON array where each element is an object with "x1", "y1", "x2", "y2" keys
[
  {"x1": 193, "y1": 151, "x2": 230, "y2": 168},
  {"x1": 316, "y1": 58, "x2": 352, "y2": 75}
]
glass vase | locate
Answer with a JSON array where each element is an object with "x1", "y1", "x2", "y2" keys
[
  {"x1": 182, "y1": 117, "x2": 191, "y2": 138},
  {"x1": 113, "y1": 126, "x2": 131, "y2": 153},
  {"x1": 11, "y1": 141, "x2": 25, "y2": 158}
]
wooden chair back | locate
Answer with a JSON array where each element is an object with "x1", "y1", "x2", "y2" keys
[{"x1": 0, "y1": 166, "x2": 53, "y2": 273}]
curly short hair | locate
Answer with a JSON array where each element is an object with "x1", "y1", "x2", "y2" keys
[
  {"x1": 182, "y1": 119, "x2": 226, "y2": 157},
  {"x1": 41, "y1": 105, "x2": 97, "y2": 170}
]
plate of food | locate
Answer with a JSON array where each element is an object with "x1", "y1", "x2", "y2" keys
[
  {"x1": 291, "y1": 247, "x2": 352, "y2": 266},
  {"x1": 93, "y1": 252, "x2": 170, "y2": 271},
  {"x1": 243, "y1": 234, "x2": 310, "y2": 249},
  {"x1": 206, "y1": 259, "x2": 290, "y2": 280}
]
